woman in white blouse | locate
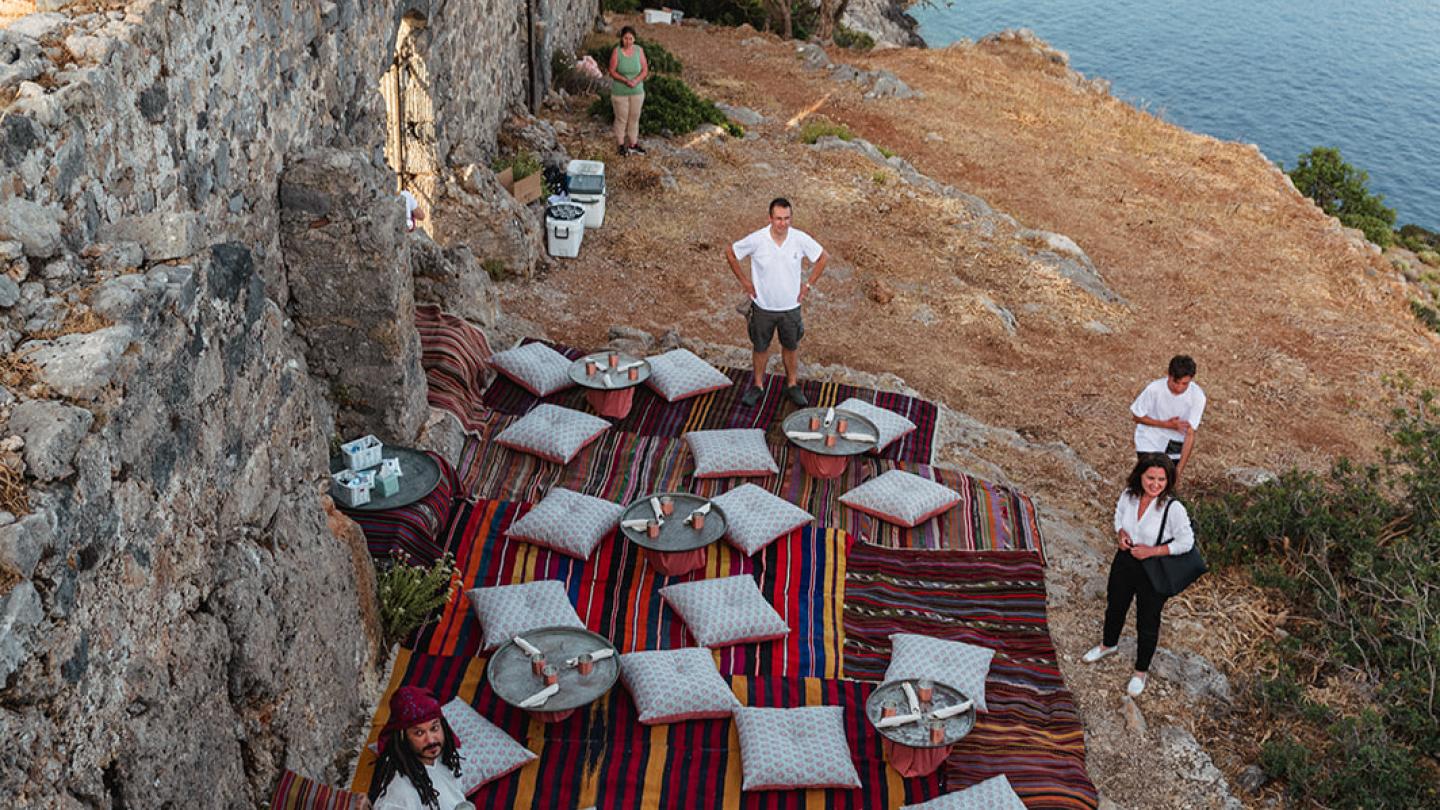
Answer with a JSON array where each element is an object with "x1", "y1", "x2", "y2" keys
[{"x1": 1081, "y1": 454, "x2": 1194, "y2": 697}]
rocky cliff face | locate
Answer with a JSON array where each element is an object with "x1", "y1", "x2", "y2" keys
[{"x1": 0, "y1": 0, "x2": 588, "y2": 805}]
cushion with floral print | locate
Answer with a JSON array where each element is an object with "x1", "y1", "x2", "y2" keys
[
  {"x1": 441, "y1": 697, "x2": 537, "y2": 794},
  {"x1": 465, "y1": 579, "x2": 585, "y2": 650},
  {"x1": 619, "y1": 647, "x2": 740, "y2": 725},
  {"x1": 495, "y1": 404, "x2": 610, "y2": 465},
  {"x1": 733, "y1": 706, "x2": 862, "y2": 791},
  {"x1": 898, "y1": 775, "x2": 1026, "y2": 810},
  {"x1": 836, "y1": 398, "x2": 917, "y2": 453},
  {"x1": 489, "y1": 341, "x2": 574, "y2": 397},
  {"x1": 506, "y1": 487, "x2": 623, "y2": 560},
  {"x1": 839, "y1": 470, "x2": 960, "y2": 528},
  {"x1": 684, "y1": 429, "x2": 779, "y2": 479},
  {"x1": 883, "y1": 632, "x2": 994, "y2": 712},
  {"x1": 644, "y1": 348, "x2": 733, "y2": 402},
  {"x1": 710, "y1": 483, "x2": 813, "y2": 555},
  {"x1": 659, "y1": 575, "x2": 789, "y2": 648}
]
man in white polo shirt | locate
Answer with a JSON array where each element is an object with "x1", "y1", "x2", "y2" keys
[
  {"x1": 725, "y1": 197, "x2": 829, "y2": 408},
  {"x1": 1130, "y1": 354, "x2": 1206, "y2": 482}
]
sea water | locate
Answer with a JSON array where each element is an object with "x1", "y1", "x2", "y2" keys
[{"x1": 912, "y1": 0, "x2": 1440, "y2": 230}]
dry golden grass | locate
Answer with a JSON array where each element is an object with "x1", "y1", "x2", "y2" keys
[{"x1": 0, "y1": 461, "x2": 28, "y2": 517}]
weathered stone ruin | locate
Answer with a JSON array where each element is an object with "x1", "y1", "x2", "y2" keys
[{"x1": 0, "y1": 0, "x2": 591, "y2": 804}]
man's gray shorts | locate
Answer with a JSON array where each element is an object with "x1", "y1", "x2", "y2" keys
[{"x1": 748, "y1": 304, "x2": 804, "y2": 352}]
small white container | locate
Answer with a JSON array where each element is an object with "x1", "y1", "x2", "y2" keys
[
  {"x1": 546, "y1": 203, "x2": 586, "y2": 258},
  {"x1": 671, "y1": 9, "x2": 684, "y2": 22},
  {"x1": 332, "y1": 469, "x2": 375, "y2": 507},
  {"x1": 341, "y1": 435, "x2": 383, "y2": 470},
  {"x1": 572, "y1": 194, "x2": 606, "y2": 228},
  {"x1": 644, "y1": 8, "x2": 672, "y2": 24},
  {"x1": 566, "y1": 159, "x2": 605, "y2": 179}
]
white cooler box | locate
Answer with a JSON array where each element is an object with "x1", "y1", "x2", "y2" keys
[
  {"x1": 546, "y1": 203, "x2": 586, "y2": 258},
  {"x1": 567, "y1": 172, "x2": 606, "y2": 228}
]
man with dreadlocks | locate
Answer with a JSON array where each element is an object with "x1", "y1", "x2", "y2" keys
[{"x1": 369, "y1": 686, "x2": 466, "y2": 810}]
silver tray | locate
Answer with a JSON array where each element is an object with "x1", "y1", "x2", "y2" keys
[
  {"x1": 328, "y1": 446, "x2": 442, "y2": 511},
  {"x1": 620, "y1": 492, "x2": 726, "y2": 552},
  {"x1": 782, "y1": 408, "x2": 879, "y2": 457},
  {"x1": 487, "y1": 626, "x2": 620, "y2": 712},
  {"x1": 864, "y1": 678, "x2": 977, "y2": 749},
  {"x1": 568, "y1": 352, "x2": 651, "y2": 391}
]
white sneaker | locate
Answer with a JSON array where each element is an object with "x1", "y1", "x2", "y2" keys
[
  {"x1": 1126, "y1": 673, "x2": 1148, "y2": 697},
  {"x1": 1081, "y1": 644, "x2": 1116, "y2": 663}
]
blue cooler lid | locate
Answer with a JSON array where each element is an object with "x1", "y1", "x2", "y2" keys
[
  {"x1": 547, "y1": 203, "x2": 585, "y2": 221},
  {"x1": 567, "y1": 173, "x2": 605, "y2": 195}
]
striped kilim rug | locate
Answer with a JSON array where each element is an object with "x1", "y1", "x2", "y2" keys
[
  {"x1": 480, "y1": 339, "x2": 939, "y2": 465},
  {"x1": 453, "y1": 428, "x2": 1044, "y2": 557},
  {"x1": 417, "y1": 304, "x2": 501, "y2": 437},
  {"x1": 843, "y1": 544, "x2": 1098, "y2": 809}
]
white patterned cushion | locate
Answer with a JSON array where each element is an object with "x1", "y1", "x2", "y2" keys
[
  {"x1": 466, "y1": 580, "x2": 586, "y2": 650},
  {"x1": 684, "y1": 429, "x2": 779, "y2": 479},
  {"x1": 506, "y1": 488, "x2": 623, "y2": 559},
  {"x1": 836, "y1": 398, "x2": 917, "y2": 452},
  {"x1": 619, "y1": 647, "x2": 740, "y2": 724},
  {"x1": 495, "y1": 404, "x2": 610, "y2": 464},
  {"x1": 489, "y1": 342, "x2": 574, "y2": 397},
  {"x1": 645, "y1": 348, "x2": 732, "y2": 402},
  {"x1": 659, "y1": 575, "x2": 789, "y2": 648},
  {"x1": 441, "y1": 697, "x2": 537, "y2": 793},
  {"x1": 899, "y1": 775, "x2": 1026, "y2": 810},
  {"x1": 884, "y1": 632, "x2": 995, "y2": 712},
  {"x1": 710, "y1": 484, "x2": 813, "y2": 555},
  {"x1": 839, "y1": 470, "x2": 960, "y2": 528},
  {"x1": 733, "y1": 706, "x2": 862, "y2": 791}
]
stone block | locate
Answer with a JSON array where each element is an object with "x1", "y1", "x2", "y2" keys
[
  {"x1": 23, "y1": 325, "x2": 135, "y2": 400},
  {"x1": 7, "y1": 13, "x2": 69, "y2": 41},
  {"x1": 0, "y1": 512, "x2": 53, "y2": 580},
  {"x1": 9, "y1": 400, "x2": 94, "y2": 481},
  {"x1": 0, "y1": 582, "x2": 43, "y2": 684},
  {"x1": 106, "y1": 212, "x2": 203, "y2": 262},
  {"x1": 0, "y1": 198, "x2": 63, "y2": 259},
  {"x1": 0, "y1": 277, "x2": 19, "y2": 309}
]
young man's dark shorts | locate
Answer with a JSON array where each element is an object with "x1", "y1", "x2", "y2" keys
[{"x1": 748, "y1": 304, "x2": 804, "y2": 352}]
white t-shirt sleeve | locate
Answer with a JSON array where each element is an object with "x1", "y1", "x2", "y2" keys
[
  {"x1": 1188, "y1": 386, "x2": 1207, "y2": 430},
  {"x1": 731, "y1": 229, "x2": 762, "y2": 260},
  {"x1": 1114, "y1": 491, "x2": 1129, "y2": 533},
  {"x1": 796, "y1": 230, "x2": 824, "y2": 262},
  {"x1": 1129, "y1": 382, "x2": 1155, "y2": 419},
  {"x1": 1161, "y1": 500, "x2": 1195, "y2": 555}
]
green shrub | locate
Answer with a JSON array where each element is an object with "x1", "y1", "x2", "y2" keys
[
  {"x1": 1412, "y1": 299, "x2": 1440, "y2": 333},
  {"x1": 1417, "y1": 250, "x2": 1440, "y2": 268},
  {"x1": 834, "y1": 23, "x2": 875, "y2": 51},
  {"x1": 1191, "y1": 382, "x2": 1440, "y2": 804},
  {"x1": 672, "y1": 0, "x2": 816, "y2": 40},
  {"x1": 876, "y1": 145, "x2": 895, "y2": 159},
  {"x1": 482, "y1": 258, "x2": 509, "y2": 282},
  {"x1": 376, "y1": 552, "x2": 459, "y2": 648},
  {"x1": 587, "y1": 37, "x2": 683, "y2": 75},
  {"x1": 798, "y1": 118, "x2": 853, "y2": 144},
  {"x1": 491, "y1": 150, "x2": 542, "y2": 181},
  {"x1": 589, "y1": 74, "x2": 730, "y2": 136},
  {"x1": 1287, "y1": 147, "x2": 1397, "y2": 248},
  {"x1": 603, "y1": 0, "x2": 640, "y2": 11},
  {"x1": 1399, "y1": 223, "x2": 1440, "y2": 253}
]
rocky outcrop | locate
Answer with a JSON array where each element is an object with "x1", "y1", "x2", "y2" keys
[
  {"x1": 840, "y1": 0, "x2": 926, "y2": 48},
  {"x1": 279, "y1": 149, "x2": 427, "y2": 443}
]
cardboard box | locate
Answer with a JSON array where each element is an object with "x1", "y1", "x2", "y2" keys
[{"x1": 497, "y1": 167, "x2": 544, "y2": 205}]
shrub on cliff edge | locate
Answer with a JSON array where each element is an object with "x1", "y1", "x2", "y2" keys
[
  {"x1": 590, "y1": 75, "x2": 739, "y2": 136},
  {"x1": 1287, "y1": 146, "x2": 1396, "y2": 248}
]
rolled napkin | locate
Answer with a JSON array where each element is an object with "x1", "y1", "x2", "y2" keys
[
  {"x1": 929, "y1": 700, "x2": 974, "y2": 720},
  {"x1": 566, "y1": 647, "x2": 617, "y2": 667},
  {"x1": 686, "y1": 502, "x2": 712, "y2": 525},
  {"x1": 650, "y1": 497, "x2": 665, "y2": 521},
  {"x1": 786, "y1": 430, "x2": 824, "y2": 441},
  {"x1": 841, "y1": 432, "x2": 878, "y2": 443},
  {"x1": 824, "y1": 407, "x2": 836, "y2": 427},
  {"x1": 617, "y1": 360, "x2": 645, "y2": 372},
  {"x1": 621, "y1": 518, "x2": 652, "y2": 531},
  {"x1": 512, "y1": 635, "x2": 542, "y2": 656},
  {"x1": 518, "y1": 683, "x2": 560, "y2": 708},
  {"x1": 901, "y1": 682, "x2": 921, "y2": 715},
  {"x1": 876, "y1": 712, "x2": 923, "y2": 729},
  {"x1": 602, "y1": 372, "x2": 614, "y2": 388}
]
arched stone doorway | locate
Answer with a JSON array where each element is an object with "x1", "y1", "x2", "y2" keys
[{"x1": 379, "y1": 11, "x2": 438, "y2": 235}]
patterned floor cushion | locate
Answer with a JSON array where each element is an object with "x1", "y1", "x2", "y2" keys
[
  {"x1": 506, "y1": 487, "x2": 623, "y2": 559},
  {"x1": 495, "y1": 404, "x2": 610, "y2": 465},
  {"x1": 489, "y1": 342, "x2": 574, "y2": 397},
  {"x1": 442, "y1": 697, "x2": 537, "y2": 793},
  {"x1": 839, "y1": 470, "x2": 960, "y2": 528},
  {"x1": 466, "y1": 580, "x2": 586, "y2": 650},
  {"x1": 884, "y1": 632, "x2": 995, "y2": 712},
  {"x1": 710, "y1": 483, "x2": 813, "y2": 555},
  {"x1": 733, "y1": 706, "x2": 862, "y2": 791},
  {"x1": 836, "y1": 398, "x2": 918, "y2": 452},
  {"x1": 619, "y1": 647, "x2": 740, "y2": 724},
  {"x1": 684, "y1": 429, "x2": 779, "y2": 479},
  {"x1": 645, "y1": 348, "x2": 733, "y2": 402},
  {"x1": 899, "y1": 775, "x2": 1026, "y2": 810},
  {"x1": 659, "y1": 575, "x2": 789, "y2": 647}
]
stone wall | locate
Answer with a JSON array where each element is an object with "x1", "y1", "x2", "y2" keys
[{"x1": 0, "y1": 0, "x2": 592, "y2": 805}]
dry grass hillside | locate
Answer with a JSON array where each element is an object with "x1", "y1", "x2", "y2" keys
[{"x1": 498, "y1": 17, "x2": 1440, "y2": 808}]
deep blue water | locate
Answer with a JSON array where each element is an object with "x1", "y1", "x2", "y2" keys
[{"x1": 911, "y1": 0, "x2": 1440, "y2": 230}]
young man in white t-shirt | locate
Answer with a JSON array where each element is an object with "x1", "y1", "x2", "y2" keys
[
  {"x1": 724, "y1": 198, "x2": 829, "y2": 408},
  {"x1": 1130, "y1": 354, "x2": 1206, "y2": 482}
]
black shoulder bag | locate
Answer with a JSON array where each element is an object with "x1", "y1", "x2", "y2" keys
[{"x1": 1141, "y1": 498, "x2": 1208, "y2": 597}]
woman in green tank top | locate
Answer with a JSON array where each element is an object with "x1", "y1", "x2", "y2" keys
[{"x1": 607, "y1": 26, "x2": 650, "y2": 156}]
